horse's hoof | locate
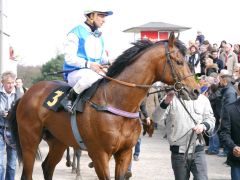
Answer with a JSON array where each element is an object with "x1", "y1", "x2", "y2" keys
[
  {"x1": 71, "y1": 168, "x2": 76, "y2": 173},
  {"x1": 88, "y1": 162, "x2": 94, "y2": 168},
  {"x1": 125, "y1": 171, "x2": 132, "y2": 179},
  {"x1": 66, "y1": 162, "x2": 72, "y2": 167},
  {"x1": 75, "y1": 175, "x2": 82, "y2": 180}
]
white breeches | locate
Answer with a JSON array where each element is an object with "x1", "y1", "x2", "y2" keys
[{"x1": 67, "y1": 68, "x2": 103, "y2": 94}]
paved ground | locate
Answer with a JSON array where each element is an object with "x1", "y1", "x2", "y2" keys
[{"x1": 15, "y1": 129, "x2": 231, "y2": 180}]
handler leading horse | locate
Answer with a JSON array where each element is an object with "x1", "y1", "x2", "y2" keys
[{"x1": 9, "y1": 33, "x2": 200, "y2": 180}]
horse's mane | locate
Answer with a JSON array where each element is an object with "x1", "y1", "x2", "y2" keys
[
  {"x1": 173, "y1": 39, "x2": 187, "y2": 57},
  {"x1": 106, "y1": 39, "x2": 187, "y2": 78},
  {"x1": 106, "y1": 40, "x2": 154, "y2": 78}
]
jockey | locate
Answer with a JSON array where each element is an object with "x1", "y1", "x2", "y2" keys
[{"x1": 62, "y1": 7, "x2": 113, "y2": 113}]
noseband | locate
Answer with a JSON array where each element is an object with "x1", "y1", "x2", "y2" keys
[{"x1": 160, "y1": 42, "x2": 194, "y2": 92}]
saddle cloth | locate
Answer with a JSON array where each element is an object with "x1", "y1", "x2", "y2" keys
[
  {"x1": 43, "y1": 85, "x2": 71, "y2": 111},
  {"x1": 43, "y1": 80, "x2": 102, "y2": 112}
]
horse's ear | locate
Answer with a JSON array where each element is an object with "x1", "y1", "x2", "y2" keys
[
  {"x1": 168, "y1": 31, "x2": 176, "y2": 48},
  {"x1": 176, "y1": 32, "x2": 180, "y2": 39}
]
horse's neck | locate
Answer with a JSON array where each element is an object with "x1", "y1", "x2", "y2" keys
[{"x1": 105, "y1": 67, "x2": 155, "y2": 112}]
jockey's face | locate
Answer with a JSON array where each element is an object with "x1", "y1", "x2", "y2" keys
[{"x1": 91, "y1": 12, "x2": 106, "y2": 28}]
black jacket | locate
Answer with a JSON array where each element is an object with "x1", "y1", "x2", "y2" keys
[
  {"x1": 220, "y1": 84, "x2": 237, "y2": 118},
  {"x1": 213, "y1": 58, "x2": 224, "y2": 73},
  {"x1": 220, "y1": 98, "x2": 240, "y2": 166},
  {"x1": 208, "y1": 86, "x2": 222, "y2": 127}
]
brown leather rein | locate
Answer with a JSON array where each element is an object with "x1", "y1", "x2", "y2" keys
[{"x1": 99, "y1": 42, "x2": 195, "y2": 91}]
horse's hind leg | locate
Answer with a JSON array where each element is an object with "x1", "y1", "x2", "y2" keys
[
  {"x1": 18, "y1": 124, "x2": 42, "y2": 180},
  {"x1": 114, "y1": 149, "x2": 132, "y2": 180},
  {"x1": 72, "y1": 148, "x2": 77, "y2": 173},
  {"x1": 43, "y1": 137, "x2": 67, "y2": 180}
]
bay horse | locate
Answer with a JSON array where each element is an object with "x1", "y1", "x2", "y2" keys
[{"x1": 9, "y1": 33, "x2": 200, "y2": 180}]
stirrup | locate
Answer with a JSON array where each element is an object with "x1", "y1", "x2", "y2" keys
[
  {"x1": 61, "y1": 97, "x2": 74, "y2": 114},
  {"x1": 66, "y1": 100, "x2": 74, "y2": 114}
]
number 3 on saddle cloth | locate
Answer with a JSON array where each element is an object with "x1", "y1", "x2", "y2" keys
[{"x1": 43, "y1": 80, "x2": 101, "y2": 113}]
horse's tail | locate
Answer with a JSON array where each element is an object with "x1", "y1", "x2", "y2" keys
[
  {"x1": 8, "y1": 99, "x2": 43, "y2": 163},
  {"x1": 8, "y1": 99, "x2": 23, "y2": 163}
]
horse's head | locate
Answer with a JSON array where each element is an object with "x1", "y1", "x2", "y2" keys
[{"x1": 156, "y1": 32, "x2": 200, "y2": 100}]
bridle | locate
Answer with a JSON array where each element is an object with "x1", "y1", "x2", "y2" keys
[
  {"x1": 160, "y1": 42, "x2": 194, "y2": 92},
  {"x1": 100, "y1": 42, "x2": 194, "y2": 92}
]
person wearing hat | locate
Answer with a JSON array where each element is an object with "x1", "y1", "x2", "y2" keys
[
  {"x1": 62, "y1": 7, "x2": 113, "y2": 113},
  {"x1": 218, "y1": 70, "x2": 238, "y2": 157},
  {"x1": 200, "y1": 85, "x2": 209, "y2": 96}
]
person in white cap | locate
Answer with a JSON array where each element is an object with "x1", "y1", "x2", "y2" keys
[{"x1": 62, "y1": 7, "x2": 113, "y2": 113}]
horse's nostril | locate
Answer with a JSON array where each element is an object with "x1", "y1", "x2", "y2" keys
[{"x1": 193, "y1": 89, "x2": 200, "y2": 96}]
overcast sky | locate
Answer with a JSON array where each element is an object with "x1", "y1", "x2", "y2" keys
[{"x1": 8, "y1": 0, "x2": 240, "y2": 66}]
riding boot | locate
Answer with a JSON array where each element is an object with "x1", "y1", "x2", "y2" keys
[{"x1": 65, "y1": 88, "x2": 78, "y2": 114}]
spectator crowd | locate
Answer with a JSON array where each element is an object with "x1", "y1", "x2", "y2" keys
[{"x1": 129, "y1": 31, "x2": 240, "y2": 180}]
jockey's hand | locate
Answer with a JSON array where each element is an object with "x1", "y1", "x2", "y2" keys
[
  {"x1": 101, "y1": 65, "x2": 109, "y2": 73},
  {"x1": 192, "y1": 124, "x2": 205, "y2": 134},
  {"x1": 90, "y1": 62, "x2": 103, "y2": 73},
  {"x1": 146, "y1": 117, "x2": 151, "y2": 125},
  {"x1": 101, "y1": 64, "x2": 110, "y2": 69},
  {"x1": 233, "y1": 146, "x2": 240, "y2": 157},
  {"x1": 164, "y1": 90, "x2": 175, "y2": 104}
]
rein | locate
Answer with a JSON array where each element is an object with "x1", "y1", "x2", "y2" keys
[
  {"x1": 98, "y1": 73, "x2": 154, "y2": 88},
  {"x1": 98, "y1": 42, "x2": 194, "y2": 92},
  {"x1": 176, "y1": 93, "x2": 205, "y2": 161},
  {"x1": 90, "y1": 42, "x2": 196, "y2": 120}
]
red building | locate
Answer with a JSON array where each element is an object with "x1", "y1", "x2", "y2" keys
[{"x1": 123, "y1": 22, "x2": 191, "y2": 42}]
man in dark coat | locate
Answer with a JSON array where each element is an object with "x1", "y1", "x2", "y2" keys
[
  {"x1": 218, "y1": 71, "x2": 238, "y2": 157},
  {"x1": 220, "y1": 83, "x2": 240, "y2": 180}
]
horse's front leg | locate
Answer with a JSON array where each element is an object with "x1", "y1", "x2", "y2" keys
[
  {"x1": 75, "y1": 149, "x2": 82, "y2": 180},
  {"x1": 66, "y1": 147, "x2": 72, "y2": 167},
  {"x1": 114, "y1": 148, "x2": 132, "y2": 180},
  {"x1": 88, "y1": 150, "x2": 111, "y2": 180},
  {"x1": 42, "y1": 137, "x2": 67, "y2": 180}
]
